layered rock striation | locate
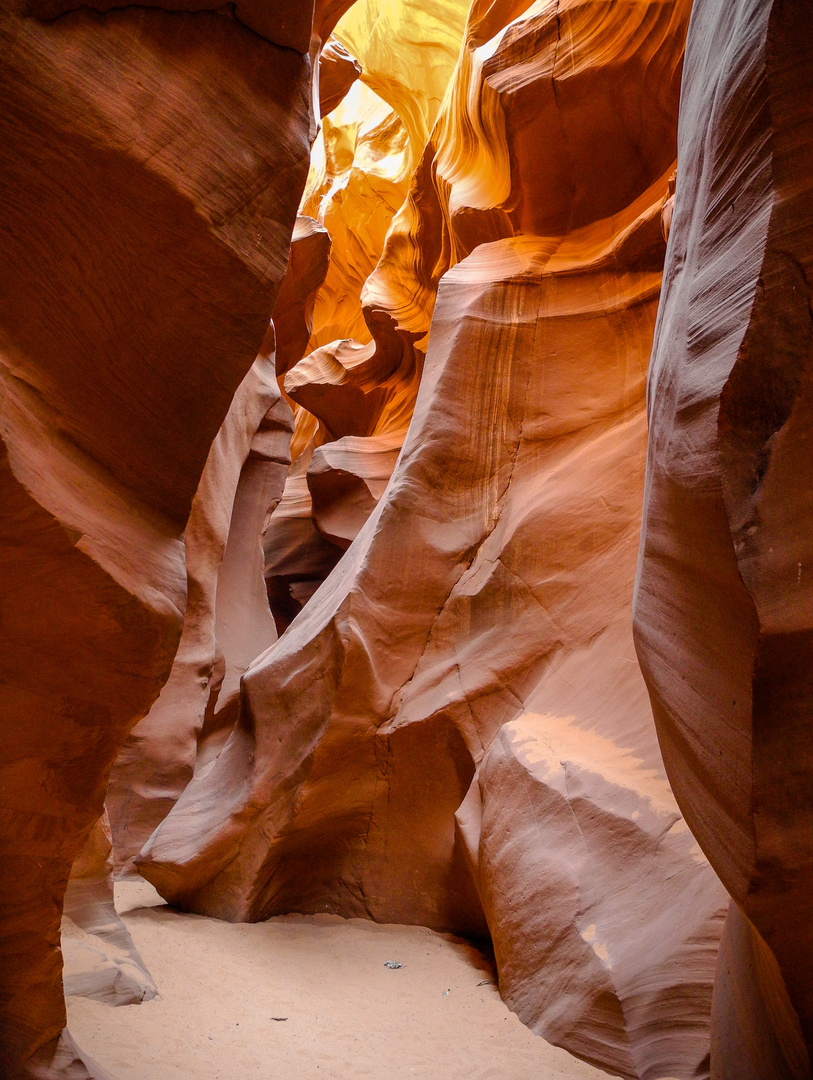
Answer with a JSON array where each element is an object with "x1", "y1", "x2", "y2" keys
[
  {"x1": 633, "y1": 0, "x2": 813, "y2": 1076},
  {"x1": 264, "y1": 0, "x2": 472, "y2": 628},
  {"x1": 0, "y1": 2, "x2": 314, "y2": 1074},
  {"x1": 9, "y1": 0, "x2": 813, "y2": 1077},
  {"x1": 140, "y1": 4, "x2": 729, "y2": 1078}
]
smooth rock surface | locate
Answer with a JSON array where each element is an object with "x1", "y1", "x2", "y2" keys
[
  {"x1": 265, "y1": 3, "x2": 472, "y2": 627},
  {"x1": 140, "y1": 8, "x2": 729, "y2": 1072},
  {"x1": 62, "y1": 816, "x2": 156, "y2": 1008},
  {"x1": 632, "y1": 0, "x2": 813, "y2": 1075},
  {"x1": 318, "y1": 37, "x2": 362, "y2": 117},
  {"x1": 107, "y1": 357, "x2": 293, "y2": 873},
  {"x1": 0, "y1": 4, "x2": 311, "y2": 1073}
]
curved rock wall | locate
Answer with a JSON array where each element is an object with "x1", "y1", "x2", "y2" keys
[
  {"x1": 632, "y1": 0, "x2": 813, "y2": 1076},
  {"x1": 8, "y1": 0, "x2": 812, "y2": 1076},
  {"x1": 264, "y1": 1, "x2": 472, "y2": 629},
  {"x1": 138, "y1": 4, "x2": 730, "y2": 1078},
  {"x1": 61, "y1": 815, "x2": 157, "y2": 1009},
  {"x1": 0, "y1": 3, "x2": 313, "y2": 1074},
  {"x1": 106, "y1": 356, "x2": 294, "y2": 876}
]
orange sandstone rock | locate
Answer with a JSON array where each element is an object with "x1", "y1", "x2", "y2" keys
[
  {"x1": 107, "y1": 357, "x2": 293, "y2": 874},
  {"x1": 265, "y1": 5, "x2": 474, "y2": 623},
  {"x1": 141, "y1": 8, "x2": 729, "y2": 1079},
  {"x1": 291, "y1": 0, "x2": 694, "y2": 578},
  {"x1": 263, "y1": 441, "x2": 346, "y2": 634},
  {"x1": 632, "y1": 0, "x2": 813, "y2": 1076},
  {"x1": 307, "y1": 432, "x2": 402, "y2": 550},
  {"x1": 0, "y1": 4, "x2": 311, "y2": 1074},
  {"x1": 144, "y1": 222, "x2": 725, "y2": 1080},
  {"x1": 302, "y1": 82, "x2": 411, "y2": 353},
  {"x1": 333, "y1": 0, "x2": 470, "y2": 171},
  {"x1": 318, "y1": 37, "x2": 362, "y2": 117},
  {"x1": 272, "y1": 216, "x2": 331, "y2": 380}
]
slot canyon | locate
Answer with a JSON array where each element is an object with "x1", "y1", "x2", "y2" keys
[{"x1": 0, "y1": 0, "x2": 811, "y2": 1077}]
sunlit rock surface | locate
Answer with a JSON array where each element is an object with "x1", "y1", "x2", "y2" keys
[
  {"x1": 140, "y1": 4, "x2": 729, "y2": 1078},
  {"x1": 333, "y1": 0, "x2": 470, "y2": 171},
  {"x1": 303, "y1": 82, "x2": 411, "y2": 354},
  {"x1": 632, "y1": 0, "x2": 813, "y2": 1076},
  {"x1": 318, "y1": 37, "x2": 362, "y2": 117},
  {"x1": 0, "y1": 1, "x2": 312, "y2": 1073},
  {"x1": 264, "y1": 3, "x2": 470, "y2": 628}
]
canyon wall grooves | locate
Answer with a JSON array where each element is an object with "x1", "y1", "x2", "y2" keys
[
  {"x1": 2, "y1": 0, "x2": 812, "y2": 1078},
  {"x1": 633, "y1": 0, "x2": 813, "y2": 1076},
  {"x1": 0, "y1": 0, "x2": 324, "y2": 1072},
  {"x1": 138, "y1": 4, "x2": 729, "y2": 1079}
]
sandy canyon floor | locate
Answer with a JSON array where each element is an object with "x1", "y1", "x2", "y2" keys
[{"x1": 66, "y1": 881, "x2": 617, "y2": 1080}]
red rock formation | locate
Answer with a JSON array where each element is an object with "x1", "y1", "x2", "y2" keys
[
  {"x1": 318, "y1": 38, "x2": 362, "y2": 117},
  {"x1": 302, "y1": 83, "x2": 410, "y2": 353},
  {"x1": 62, "y1": 816, "x2": 156, "y2": 1007},
  {"x1": 263, "y1": 445, "x2": 347, "y2": 634},
  {"x1": 261, "y1": 217, "x2": 341, "y2": 632},
  {"x1": 13, "y1": 0, "x2": 813, "y2": 1075},
  {"x1": 272, "y1": 216, "x2": 332, "y2": 380},
  {"x1": 0, "y1": 2, "x2": 312, "y2": 1074},
  {"x1": 140, "y1": 4, "x2": 729, "y2": 1077},
  {"x1": 333, "y1": 0, "x2": 470, "y2": 171},
  {"x1": 107, "y1": 356, "x2": 293, "y2": 874},
  {"x1": 264, "y1": 4, "x2": 471, "y2": 627},
  {"x1": 307, "y1": 433, "x2": 402, "y2": 550},
  {"x1": 632, "y1": 1, "x2": 813, "y2": 1076}
]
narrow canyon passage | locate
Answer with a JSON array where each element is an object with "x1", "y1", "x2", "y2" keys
[{"x1": 1, "y1": 1, "x2": 812, "y2": 1079}]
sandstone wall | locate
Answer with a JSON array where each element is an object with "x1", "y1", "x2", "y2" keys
[
  {"x1": 107, "y1": 357, "x2": 294, "y2": 875},
  {"x1": 0, "y1": 2, "x2": 313, "y2": 1074},
  {"x1": 8, "y1": 0, "x2": 811, "y2": 1076},
  {"x1": 139, "y1": 4, "x2": 729, "y2": 1078},
  {"x1": 632, "y1": 0, "x2": 813, "y2": 1076},
  {"x1": 264, "y1": 0, "x2": 473, "y2": 631}
]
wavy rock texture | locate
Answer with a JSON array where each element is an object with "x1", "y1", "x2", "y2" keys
[
  {"x1": 263, "y1": 441, "x2": 347, "y2": 634},
  {"x1": 363, "y1": 0, "x2": 696, "y2": 344},
  {"x1": 0, "y1": 3, "x2": 311, "y2": 1075},
  {"x1": 140, "y1": 4, "x2": 729, "y2": 1077},
  {"x1": 272, "y1": 216, "x2": 332, "y2": 381},
  {"x1": 61, "y1": 816, "x2": 156, "y2": 1008},
  {"x1": 333, "y1": 0, "x2": 471, "y2": 171},
  {"x1": 285, "y1": 0, "x2": 698, "y2": 588},
  {"x1": 14, "y1": 0, "x2": 318, "y2": 51},
  {"x1": 318, "y1": 38, "x2": 362, "y2": 125},
  {"x1": 263, "y1": 218, "x2": 342, "y2": 634},
  {"x1": 632, "y1": 1, "x2": 813, "y2": 1077},
  {"x1": 107, "y1": 356, "x2": 293, "y2": 875},
  {"x1": 265, "y1": 3, "x2": 471, "y2": 628},
  {"x1": 302, "y1": 82, "x2": 411, "y2": 353}
]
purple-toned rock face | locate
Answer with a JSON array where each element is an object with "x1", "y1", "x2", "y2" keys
[{"x1": 633, "y1": 1, "x2": 813, "y2": 1076}]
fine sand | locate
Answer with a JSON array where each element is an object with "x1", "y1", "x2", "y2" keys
[{"x1": 67, "y1": 880, "x2": 616, "y2": 1080}]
